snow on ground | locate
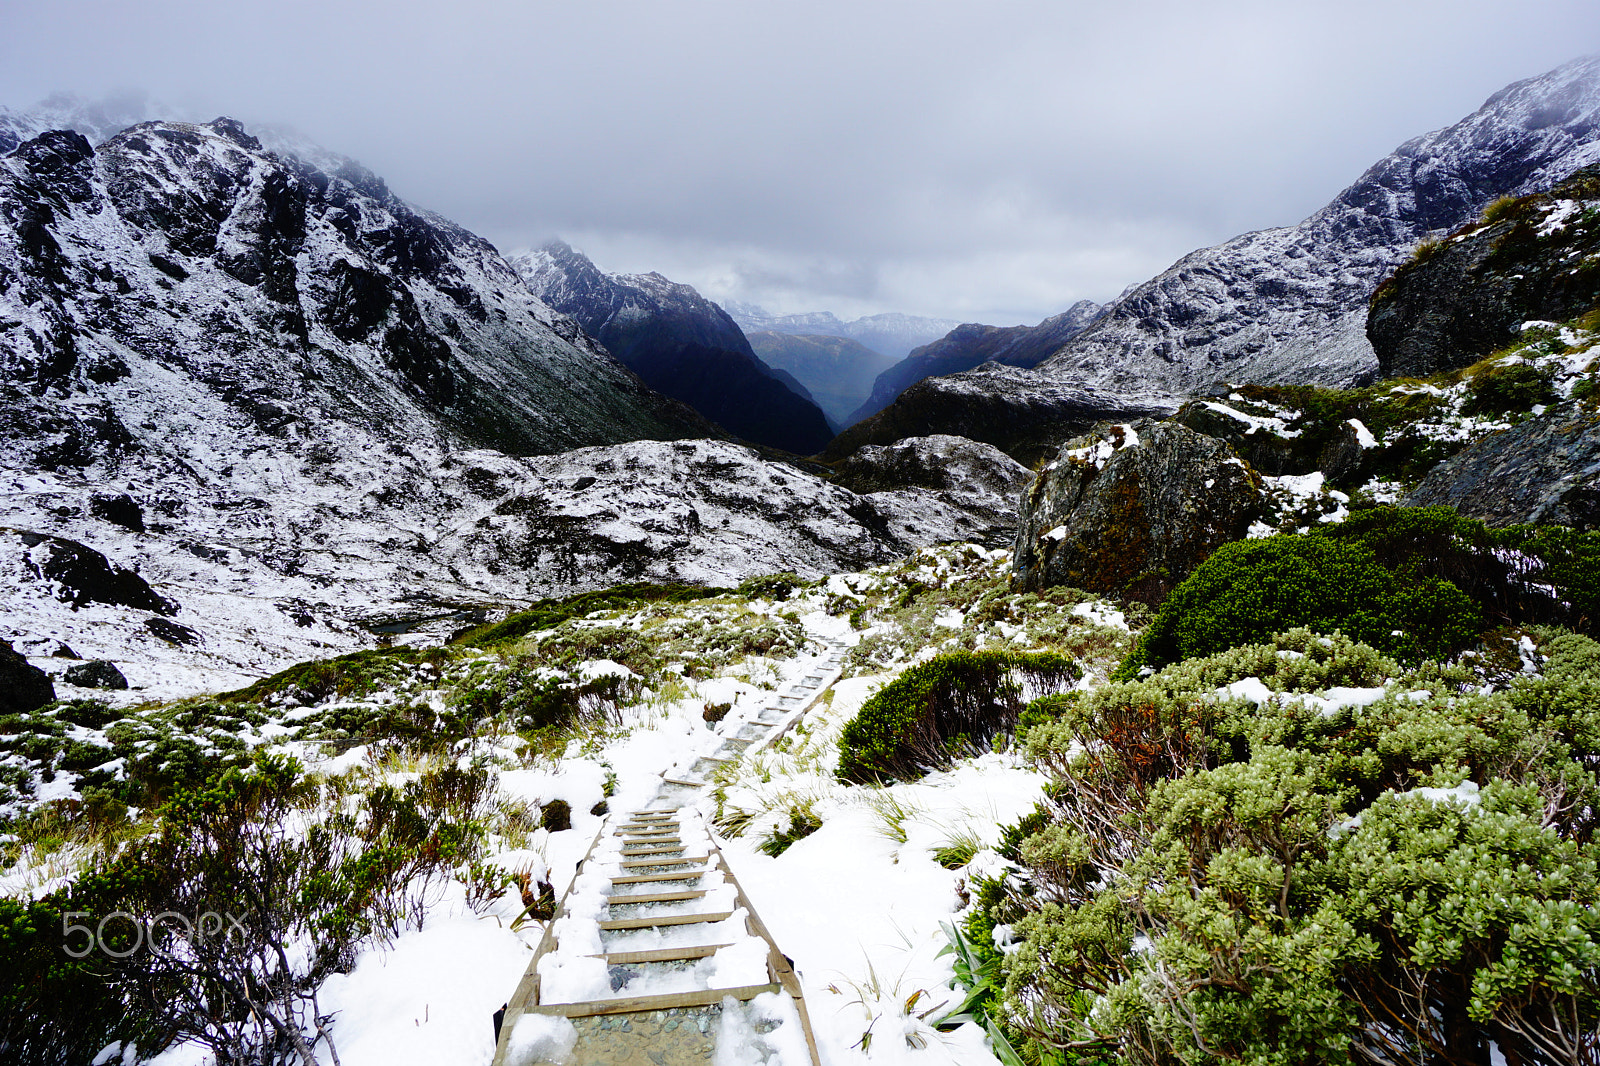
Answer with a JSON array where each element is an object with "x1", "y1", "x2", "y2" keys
[{"x1": 16, "y1": 544, "x2": 1123, "y2": 1065}]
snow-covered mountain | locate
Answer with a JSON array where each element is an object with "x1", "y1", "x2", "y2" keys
[
  {"x1": 515, "y1": 244, "x2": 834, "y2": 455},
  {"x1": 0, "y1": 91, "x2": 182, "y2": 155},
  {"x1": 843, "y1": 55, "x2": 1600, "y2": 459},
  {"x1": 723, "y1": 302, "x2": 960, "y2": 361}
]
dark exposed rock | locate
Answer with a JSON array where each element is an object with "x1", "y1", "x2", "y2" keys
[
  {"x1": 1369, "y1": 164, "x2": 1600, "y2": 378},
  {"x1": 63, "y1": 658, "x2": 128, "y2": 689},
  {"x1": 18, "y1": 532, "x2": 177, "y2": 614},
  {"x1": 143, "y1": 617, "x2": 202, "y2": 645},
  {"x1": 89, "y1": 492, "x2": 144, "y2": 532},
  {"x1": 1173, "y1": 399, "x2": 1304, "y2": 476},
  {"x1": 1405, "y1": 405, "x2": 1600, "y2": 527},
  {"x1": 0, "y1": 638, "x2": 55, "y2": 713},
  {"x1": 1012, "y1": 420, "x2": 1263, "y2": 605}
]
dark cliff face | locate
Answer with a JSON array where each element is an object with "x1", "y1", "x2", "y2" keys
[
  {"x1": 1369, "y1": 164, "x2": 1600, "y2": 379},
  {"x1": 0, "y1": 119, "x2": 711, "y2": 465},
  {"x1": 516, "y1": 242, "x2": 834, "y2": 455}
]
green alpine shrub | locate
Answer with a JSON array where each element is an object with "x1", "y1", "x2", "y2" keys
[
  {"x1": 837, "y1": 650, "x2": 1078, "y2": 783},
  {"x1": 986, "y1": 631, "x2": 1600, "y2": 1066}
]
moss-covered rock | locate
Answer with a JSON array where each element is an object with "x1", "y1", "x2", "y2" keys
[{"x1": 1012, "y1": 420, "x2": 1263, "y2": 605}]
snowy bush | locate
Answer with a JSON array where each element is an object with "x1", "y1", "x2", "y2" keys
[{"x1": 982, "y1": 630, "x2": 1600, "y2": 1066}]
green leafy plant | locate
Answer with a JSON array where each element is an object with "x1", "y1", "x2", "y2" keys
[{"x1": 837, "y1": 651, "x2": 1079, "y2": 783}]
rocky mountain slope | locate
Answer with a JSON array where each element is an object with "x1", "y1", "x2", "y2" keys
[
  {"x1": 744, "y1": 331, "x2": 896, "y2": 429},
  {"x1": 844, "y1": 55, "x2": 1600, "y2": 460},
  {"x1": 1370, "y1": 162, "x2": 1600, "y2": 377},
  {"x1": 0, "y1": 116, "x2": 1032, "y2": 692},
  {"x1": 846, "y1": 300, "x2": 1103, "y2": 426},
  {"x1": 515, "y1": 243, "x2": 833, "y2": 455}
]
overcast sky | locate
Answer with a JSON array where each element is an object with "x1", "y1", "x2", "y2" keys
[{"x1": 3, "y1": 1, "x2": 1598, "y2": 325}]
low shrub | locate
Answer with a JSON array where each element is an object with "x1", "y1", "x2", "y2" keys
[
  {"x1": 1461, "y1": 360, "x2": 1556, "y2": 415},
  {"x1": 451, "y1": 582, "x2": 728, "y2": 647},
  {"x1": 837, "y1": 651, "x2": 1079, "y2": 783},
  {"x1": 737, "y1": 572, "x2": 811, "y2": 602},
  {"x1": 1119, "y1": 506, "x2": 1600, "y2": 677},
  {"x1": 759, "y1": 807, "x2": 822, "y2": 857},
  {"x1": 19, "y1": 754, "x2": 498, "y2": 1065},
  {"x1": 989, "y1": 631, "x2": 1600, "y2": 1065}
]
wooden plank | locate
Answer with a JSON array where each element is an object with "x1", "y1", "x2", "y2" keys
[
  {"x1": 619, "y1": 844, "x2": 685, "y2": 856},
  {"x1": 610, "y1": 869, "x2": 707, "y2": 885},
  {"x1": 661, "y1": 777, "x2": 706, "y2": 788},
  {"x1": 605, "y1": 888, "x2": 707, "y2": 905},
  {"x1": 599, "y1": 909, "x2": 733, "y2": 931},
  {"x1": 619, "y1": 854, "x2": 708, "y2": 870},
  {"x1": 589, "y1": 943, "x2": 731, "y2": 965},
  {"x1": 526, "y1": 982, "x2": 781, "y2": 1018}
]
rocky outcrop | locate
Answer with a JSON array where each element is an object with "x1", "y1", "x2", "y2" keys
[
  {"x1": 847, "y1": 302, "x2": 1103, "y2": 426},
  {"x1": 1405, "y1": 405, "x2": 1600, "y2": 527},
  {"x1": 456, "y1": 438, "x2": 1024, "y2": 587},
  {"x1": 0, "y1": 638, "x2": 54, "y2": 713},
  {"x1": 64, "y1": 659, "x2": 128, "y2": 689},
  {"x1": 514, "y1": 243, "x2": 832, "y2": 455},
  {"x1": 831, "y1": 435, "x2": 1032, "y2": 548},
  {"x1": 825, "y1": 361, "x2": 1175, "y2": 466},
  {"x1": 855, "y1": 56, "x2": 1600, "y2": 450},
  {"x1": 17, "y1": 532, "x2": 177, "y2": 614},
  {"x1": 1012, "y1": 421, "x2": 1263, "y2": 604},
  {"x1": 1369, "y1": 164, "x2": 1600, "y2": 378}
]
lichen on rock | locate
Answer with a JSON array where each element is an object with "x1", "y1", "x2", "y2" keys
[{"x1": 1011, "y1": 419, "x2": 1263, "y2": 604}]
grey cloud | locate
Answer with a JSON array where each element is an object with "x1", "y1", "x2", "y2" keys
[{"x1": 2, "y1": 0, "x2": 1598, "y2": 322}]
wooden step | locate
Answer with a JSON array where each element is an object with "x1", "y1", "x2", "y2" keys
[
  {"x1": 619, "y1": 855, "x2": 709, "y2": 870},
  {"x1": 605, "y1": 888, "x2": 706, "y2": 905},
  {"x1": 610, "y1": 869, "x2": 707, "y2": 885},
  {"x1": 526, "y1": 981, "x2": 780, "y2": 1018},
  {"x1": 589, "y1": 943, "x2": 731, "y2": 965},
  {"x1": 599, "y1": 910, "x2": 733, "y2": 931}
]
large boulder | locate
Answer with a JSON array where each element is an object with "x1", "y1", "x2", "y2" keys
[
  {"x1": 64, "y1": 659, "x2": 129, "y2": 690},
  {"x1": 1405, "y1": 405, "x2": 1600, "y2": 527},
  {"x1": 1, "y1": 638, "x2": 55, "y2": 713},
  {"x1": 1012, "y1": 420, "x2": 1263, "y2": 604},
  {"x1": 17, "y1": 532, "x2": 177, "y2": 614}
]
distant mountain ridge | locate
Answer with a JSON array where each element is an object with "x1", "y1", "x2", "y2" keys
[
  {"x1": 847, "y1": 299, "x2": 1104, "y2": 425},
  {"x1": 843, "y1": 54, "x2": 1600, "y2": 460},
  {"x1": 724, "y1": 302, "x2": 960, "y2": 361},
  {"x1": 514, "y1": 243, "x2": 834, "y2": 455},
  {"x1": 744, "y1": 331, "x2": 897, "y2": 430}
]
